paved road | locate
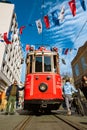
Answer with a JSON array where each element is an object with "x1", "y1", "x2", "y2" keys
[{"x1": 0, "y1": 109, "x2": 87, "y2": 130}]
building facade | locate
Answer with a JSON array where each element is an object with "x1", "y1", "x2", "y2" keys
[
  {"x1": 0, "y1": 1, "x2": 23, "y2": 91},
  {"x1": 71, "y1": 41, "x2": 87, "y2": 88}
]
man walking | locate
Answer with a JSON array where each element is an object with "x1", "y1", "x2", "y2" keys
[{"x1": 5, "y1": 80, "x2": 24, "y2": 115}]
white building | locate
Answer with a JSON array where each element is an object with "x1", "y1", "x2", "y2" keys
[{"x1": 0, "y1": 1, "x2": 23, "y2": 90}]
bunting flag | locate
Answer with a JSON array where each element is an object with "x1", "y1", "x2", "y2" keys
[
  {"x1": 58, "y1": 6, "x2": 65, "y2": 22},
  {"x1": 26, "y1": 44, "x2": 30, "y2": 51},
  {"x1": 52, "y1": 10, "x2": 60, "y2": 25},
  {"x1": 3, "y1": 32, "x2": 12, "y2": 44},
  {"x1": 79, "y1": 0, "x2": 86, "y2": 11},
  {"x1": 28, "y1": 23, "x2": 33, "y2": 26},
  {"x1": 0, "y1": 33, "x2": 2, "y2": 37},
  {"x1": 62, "y1": 48, "x2": 69, "y2": 55},
  {"x1": 35, "y1": 19, "x2": 42, "y2": 34},
  {"x1": 68, "y1": 0, "x2": 76, "y2": 16},
  {"x1": 61, "y1": 58, "x2": 66, "y2": 65},
  {"x1": 19, "y1": 26, "x2": 26, "y2": 34},
  {"x1": 0, "y1": 33, "x2": 3, "y2": 42},
  {"x1": 43, "y1": 15, "x2": 50, "y2": 29},
  {"x1": 0, "y1": 40, "x2": 4, "y2": 42},
  {"x1": 8, "y1": 31, "x2": 12, "y2": 40}
]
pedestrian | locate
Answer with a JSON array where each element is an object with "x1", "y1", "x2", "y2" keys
[
  {"x1": 5, "y1": 80, "x2": 24, "y2": 115},
  {"x1": 80, "y1": 75, "x2": 87, "y2": 100},
  {"x1": 63, "y1": 78, "x2": 78, "y2": 115},
  {"x1": 0, "y1": 90, "x2": 7, "y2": 111},
  {"x1": 0, "y1": 90, "x2": 2, "y2": 109}
]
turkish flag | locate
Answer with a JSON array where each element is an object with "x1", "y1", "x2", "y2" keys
[
  {"x1": 68, "y1": 0, "x2": 76, "y2": 16},
  {"x1": 19, "y1": 26, "x2": 26, "y2": 34},
  {"x1": 3, "y1": 32, "x2": 12, "y2": 44},
  {"x1": 43, "y1": 15, "x2": 50, "y2": 29},
  {"x1": 26, "y1": 44, "x2": 30, "y2": 51}
]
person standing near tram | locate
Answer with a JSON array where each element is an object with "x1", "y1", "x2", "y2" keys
[
  {"x1": 63, "y1": 78, "x2": 78, "y2": 115},
  {"x1": 80, "y1": 75, "x2": 87, "y2": 100},
  {"x1": 5, "y1": 80, "x2": 24, "y2": 115}
]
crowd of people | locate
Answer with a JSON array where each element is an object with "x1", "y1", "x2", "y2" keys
[{"x1": 0, "y1": 75, "x2": 87, "y2": 116}]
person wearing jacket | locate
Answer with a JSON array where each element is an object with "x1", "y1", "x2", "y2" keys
[
  {"x1": 63, "y1": 78, "x2": 78, "y2": 115},
  {"x1": 5, "y1": 80, "x2": 24, "y2": 115},
  {"x1": 80, "y1": 75, "x2": 87, "y2": 100}
]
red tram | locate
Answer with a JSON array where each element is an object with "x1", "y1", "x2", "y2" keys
[{"x1": 24, "y1": 46, "x2": 63, "y2": 112}]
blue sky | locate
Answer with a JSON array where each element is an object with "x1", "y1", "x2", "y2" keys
[
  {"x1": 8, "y1": 0, "x2": 87, "y2": 80},
  {"x1": 9, "y1": 0, "x2": 87, "y2": 49}
]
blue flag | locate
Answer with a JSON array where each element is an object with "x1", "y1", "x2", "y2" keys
[
  {"x1": 51, "y1": 10, "x2": 60, "y2": 26},
  {"x1": 80, "y1": 0, "x2": 86, "y2": 11}
]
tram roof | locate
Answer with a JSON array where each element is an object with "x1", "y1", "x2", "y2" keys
[{"x1": 27, "y1": 50, "x2": 58, "y2": 56}]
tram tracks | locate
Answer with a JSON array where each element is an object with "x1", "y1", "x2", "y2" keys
[
  {"x1": 13, "y1": 116, "x2": 32, "y2": 130},
  {"x1": 54, "y1": 114, "x2": 87, "y2": 130},
  {"x1": 12, "y1": 113, "x2": 87, "y2": 130}
]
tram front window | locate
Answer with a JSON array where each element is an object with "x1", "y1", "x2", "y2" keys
[
  {"x1": 44, "y1": 56, "x2": 51, "y2": 72},
  {"x1": 35, "y1": 57, "x2": 42, "y2": 72}
]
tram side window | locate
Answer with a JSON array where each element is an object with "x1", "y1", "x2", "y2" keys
[
  {"x1": 44, "y1": 56, "x2": 51, "y2": 72},
  {"x1": 30, "y1": 56, "x2": 32, "y2": 73},
  {"x1": 26, "y1": 55, "x2": 32, "y2": 74},
  {"x1": 53, "y1": 55, "x2": 57, "y2": 73},
  {"x1": 35, "y1": 57, "x2": 42, "y2": 72}
]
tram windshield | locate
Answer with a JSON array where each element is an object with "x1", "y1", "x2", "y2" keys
[
  {"x1": 44, "y1": 56, "x2": 51, "y2": 72},
  {"x1": 26, "y1": 53, "x2": 59, "y2": 74},
  {"x1": 35, "y1": 56, "x2": 51, "y2": 72},
  {"x1": 35, "y1": 56, "x2": 42, "y2": 72}
]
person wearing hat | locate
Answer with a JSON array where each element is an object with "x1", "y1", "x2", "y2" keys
[{"x1": 5, "y1": 80, "x2": 24, "y2": 115}]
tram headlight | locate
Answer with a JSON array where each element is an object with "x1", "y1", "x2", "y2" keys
[{"x1": 39, "y1": 83, "x2": 48, "y2": 92}]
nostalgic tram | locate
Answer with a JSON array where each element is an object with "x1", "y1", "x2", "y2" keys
[{"x1": 24, "y1": 46, "x2": 63, "y2": 112}]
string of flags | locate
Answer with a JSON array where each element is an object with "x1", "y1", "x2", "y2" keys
[
  {"x1": 0, "y1": 0, "x2": 86, "y2": 45},
  {"x1": 18, "y1": 0, "x2": 86, "y2": 34}
]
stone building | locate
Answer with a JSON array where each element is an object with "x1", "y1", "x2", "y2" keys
[
  {"x1": 0, "y1": 1, "x2": 23, "y2": 91},
  {"x1": 71, "y1": 41, "x2": 87, "y2": 88}
]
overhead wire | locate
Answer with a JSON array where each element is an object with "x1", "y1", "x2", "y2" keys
[{"x1": 74, "y1": 19, "x2": 87, "y2": 43}]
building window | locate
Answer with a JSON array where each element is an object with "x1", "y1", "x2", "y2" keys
[
  {"x1": 80, "y1": 57, "x2": 87, "y2": 71},
  {"x1": 74, "y1": 64, "x2": 80, "y2": 76}
]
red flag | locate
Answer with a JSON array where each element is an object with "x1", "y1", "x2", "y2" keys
[
  {"x1": 3, "y1": 32, "x2": 12, "y2": 44},
  {"x1": 64, "y1": 48, "x2": 69, "y2": 55},
  {"x1": 43, "y1": 15, "x2": 50, "y2": 29},
  {"x1": 68, "y1": 0, "x2": 76, "y2": 16},
  {"x1": 26, "y1": 44, "x2": 30, "y2": 51},
  {"x1": 19, "y1": 26, "x2": 26, "y2": 34}
]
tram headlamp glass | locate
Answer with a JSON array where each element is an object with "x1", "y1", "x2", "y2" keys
[{"x1": 39, "y1": 83, "x2": 48, "y2": 92}]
